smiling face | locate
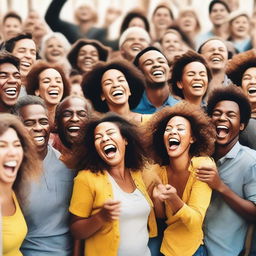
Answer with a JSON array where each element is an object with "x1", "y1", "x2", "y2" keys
[
  {"x1": 161, "y1": 32, "x2": 183, "y2": 53},
  {"x1": 177, "y1": 61, "x2": 208, "y2": 100},
  {"x1": 19, "y1": 104, "x2": 50, "y2": 157},
  {"x1": 0, "y1": 63, "x2": 21, "y2": 109},
  {"x1": 37, "y1": 68, "x2": 64, "y2": 106},
  {"x1": 77, "y1": 44, "x2": 99, "y2": 72},
  {"x1": 230, "y1": 15, "x2": 250, "y2": 39},
  {"x1": 94, "y1": 122, "x2": 127, "y2": 168},
  {"x1": 163, "y1": 116, "x2": 194, "y2": 159},
  {"x1": 101, "y1": 69, "x2": 131, "y2": 108},
  {"x1": 211, "y1": 100, "x2": 244, "y2": 150},
  {"x1": 242, "y1": 67, "x2": 256, "y2": 104},
  {"x1": 178, "y1": 11, "x2": 198, "y2": 34},
  {"x1": 2, "y1": 17, "x2": 22, "y2": 41},
  {"x1": 209, "y1": 3, "x2": 229, "y2": 26},
  {"x1": 120, "y1": 31, "x2": 150, "y2": 61},
  {"x1": 12, "y1": 38, "x2": 37, "y2": 77},
  {"x1": 0, "y1": 128, "x2": 23, "y2": 186},
  {"x1": 45, "y1": 37, "x2": 66, "y2": 63},
  {"x1": 200, "y1": 39, "x2": 228, "y2": 72},
  {"x1": 60, "y1": 97, "x2": 89, "y2": 146},
  {"x1": 153, "y1": 7, "x2": 173, "y2": 30},
  {"x1": 138, "y1": 50, "x2": 169, "y2": 86}
]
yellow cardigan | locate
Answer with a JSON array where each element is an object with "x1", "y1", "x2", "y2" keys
[
  {"x1": 69, "y1": 169, "x2": 157, "y2": 256},
  {"x1": 144, "y1": 156, "x2": 213, "y2": 256}
]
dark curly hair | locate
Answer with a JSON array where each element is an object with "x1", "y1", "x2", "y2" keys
[
  {"x1": 207, "y1": 85, "x2": 251, "y2": 127},
  {"x1": 144, "y1": 101, "x2": 216, "y2": 166},
  {"x1": 67, "y1": 113, "x2": 147, "y2": 172},
  {"x1": 82, "y1": 59, "x2": 145, "y2": 112},
  {"x1": 170, "y1": 50, "x2": 212, "y2": 98},
  {"x1": 26, "y1": 60, "x2": 70, "y2": 99},
  {"x1": 226, "y1": 49, "x2": 256, "y2": 86},
  {"x1": 120, "y1": 9, "x2": 150, "y2": 34}
]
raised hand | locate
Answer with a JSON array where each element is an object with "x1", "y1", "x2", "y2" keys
[{"x1": 153, "y1": 183, "x2": 177, "y2": 202}]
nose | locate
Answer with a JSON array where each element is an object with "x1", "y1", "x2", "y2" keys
[
  {"x1": 102, "y1": 133, "x2": 110, "y2": 142},
  {"x1": 219, "y1": 112, "x2": 227, "y2": 121},
  {"x1": 170, "y1": 127, "x2": 178, "y2": 134},
  {"x1": 7, "y1": 75, "x2": 20, "y2": 84},
  {"x1": 33, "y1": 122, "x2": 43, "y2": 132},
  {"x1": 70, "y1": 113, "x2": 79, "y2": 122},
  {"x1": 7, "y1": 145, "x2": 18, "y2": 156}
]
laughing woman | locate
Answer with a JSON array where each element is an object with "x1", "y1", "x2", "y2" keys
[
  {"x1": 0, "y1": 114, "x2": 39, "y2": 256},
  {"x1": 68, "y1": 113, "x2": 157, "y2": 256},
  {"x1": 144, "y1": 101, "x2": 216, "y2": 256},
  {"x1": 26, "y1": 60, "x2": 70, "y2": 125},
  {"x1": 82, "y1": 59, "x2": 145, "y2": 123}
]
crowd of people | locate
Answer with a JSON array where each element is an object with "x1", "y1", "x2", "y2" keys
[{"x1": 0, "y1": 0, "x2": 256, "y2": 255}]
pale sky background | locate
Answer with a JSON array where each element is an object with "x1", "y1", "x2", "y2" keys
[{"x1": 0, "y1": 0, "x2": 254, "y2": 39}]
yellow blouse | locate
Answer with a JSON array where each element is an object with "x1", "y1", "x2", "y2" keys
[
  {"x1": 69, "y1": 169, "x2": 157, "y2": 256},
  {"x1": 2, "y1": 193, "x2": 27, "y2": 256},
  {"x1": 144, "y1": 156, "x2": 213, "y2": 256}
]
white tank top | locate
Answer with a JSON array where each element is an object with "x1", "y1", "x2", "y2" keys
[{"x1": 108, "y1": 173, "x2": 151, "y2": 256}]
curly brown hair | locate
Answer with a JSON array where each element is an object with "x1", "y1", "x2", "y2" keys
[
  {"x1": 226, "y1": 49, "x2": 256, "y2": 86},
  {"x1": 144, "y1": 101, "x2": 216, "y2": 166},
  {"x1": 26, "y1": 60, "x2": 70, "y2": 98},
  {"x1": 0, "y1": 113, "x2": 41, "y2": 202}
]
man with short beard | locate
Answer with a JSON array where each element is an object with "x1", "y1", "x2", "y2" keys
[
  {"x1": 0, "y1": 51, "x2": 21, "y2": 113},
  {"x1": 133, "y1": 47, "x2": 179, "y2": 114}
]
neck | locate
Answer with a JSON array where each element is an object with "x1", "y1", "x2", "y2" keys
[
  {"x1": 251, "y1": 103, "x2": 256, "y2": 118},
  {"x1": 47, "y1": 104, "x2": 56, "y2": 126},
  {"x1": 0, "y1": 103, "x2": 10, "y2": 113},
  {"x1": 79, "y1": 21, "x2": 94, "y2": 33},
  {"x1": 232, "y1": 35, "x2": 249, "y2": 41},
  {"x1": 109, "y1": 162, "x2": 126, "y2": 179},
  {"x1": 145, "y1": 84, "x2": 170, "y2": 108},
  {"x1": 214, "y1": 137, "x2": 239, "y2": 160},
  {"x1": 0, "y1": 183, "x2": 13, "y2": 203},
  {"x1": 212, "y1": 23, "x2": 229, "y2": 39},
  {"x1": 169, "y1": 153, "x2": 191, "y2": 173},
  {"x1": 185, "y1": 96, "x2": 203, "y2": 106}
]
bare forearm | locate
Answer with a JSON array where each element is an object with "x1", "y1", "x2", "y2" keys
[
  {"x1": 152, "y1": 198, "x2": 166, "y2": 219},
  {"x1": 70, "y1": 213, "x2": 105, "y2": 239},
  {"x1": 166, "y1": 195, "x2": 184, "y2": 214},
  {"x1": 217, "y1": 183, "x2": 256, "y2": 222}
]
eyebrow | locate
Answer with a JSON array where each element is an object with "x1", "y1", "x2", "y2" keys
[
  {"x1": 102, "y1": 75, "x2": 125, "y2": 83},
  {"x1": 95, "y1": 128, "x2": 116, "y2": 136}
]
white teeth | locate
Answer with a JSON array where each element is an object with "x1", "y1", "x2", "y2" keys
[
  {"x1": 212, "y1": 57, "x2": 221, "y2": 62},
  {"x1": 169, "y1": 138, "x2": 179, "y2": 143},
  {"x1": 192, "y1": 84, "x2": 203, "y2": 88},
  {"x1": 68, "y1": 126, "x2": 80, "y2": 131},
  {"x1": 153, "y1": 70, "x2": 164, "y2": 76},
  {"x1": 104, "y1": 145, "x2": 115, "y2": 151},
  {"x1": 5, "y1": 88, "x2": 17, "y2": 95},
  {"x1": 248, "y1": 88, "x2": 256, "y2": 95},
  {"x1": 112, "y1": 90, "x2": 124, "y2": 97},
  {"x1": 4, "y1": 161, "x2": 17, "y2": 168},
  {"x1": 21, "y1": 61, "x2": 31, "y2": 67},
  {"x1": 49, "y1": 90, "x2": 58, "y2": 95},
  {"x1": 217, "y1": 125, "x2": 228, "y2": 130},
  {"x1": 132, "y1": 47, "x2": 140, "y2": 51},
  {"x1": 34, "y1": 136, "x2": 44, "y2": 142}
]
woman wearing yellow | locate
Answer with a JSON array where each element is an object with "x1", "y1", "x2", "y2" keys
[
  {"x1": 68, "y1": 113, "x2": 156, "y2": 256},
  {"x1": 1, "y1": 114, "x2": 40, "y2": 256},
  {"x1": 144, "y1": 101, "x2": 216, "y2": 256}
]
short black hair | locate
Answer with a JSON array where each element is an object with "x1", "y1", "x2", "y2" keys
[
  {"x1": 3, "y1": 11, "x2": 22, "y2": 24},
  {"x1": 207, "y1": 85, "x2": 251, "y2": 127},
  {"x1": 209, "y1": 0, "x2": 230, "y2": 14},
  {"x1": 0, "y1": 50, "x2": 20, "y2": 70},
  {"x1": 133, "y1": 46, "x2": 165, "y2": 67},
  {"x1": 2, "y1": 33, "x2": 33, "y2": 53}
]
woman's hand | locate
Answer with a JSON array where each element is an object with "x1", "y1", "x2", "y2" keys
[
  {"x1": 153, "y1": 184, "x2": 177, "y2": 202},
  {"x1": 99, "y1": 199, "x2": 121, "y2": 222}
]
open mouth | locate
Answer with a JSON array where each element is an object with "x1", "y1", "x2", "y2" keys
[
  {"x1": 112, "y1": 90, "x2": 124, "y2": 97},
  {"x1": 152, "y1": 70, "x2": 164, "y2": 77},
  {"x1": 192, "y1": 83, "x2": 203, "y2": 89},
  {"x1": 67, "y1": 126, "x2": 80, "y2": 133},
  {"x1": 48, "y1": 90, "x2": 59, "y2": 97},
  {"x1": 20, "y1": 61, "x2": 31, "y2": 68},
  {"x1": 103, "y1": 144, "x2": 117, "y2": 157},
  {"x1": 4, "y1": 160, "x2": 17, "y2": 173},
  {"x1": 168, "y1": 138, "x2": 180, "y2": 149},
  {"x1": 248, "y1": 87, "x2": 256, "y2": 95},
  {"x1": 211, "y1": 57, "x2": 222, "y2": 63},
  {"x1": 51, "y1": 51, "x2": 61, "y2": 56},
  {"x1": 131, "y1": 46, "x2": 141, "y2": 51},
  {"x1": 5, "y1": 87, "x2": 17, "y2": 96},
  {"x1": 216, "y1": 125, "x2": 229, "y2": 138},
  {"x1": 33, "y1": 136, "x2": 45, "y2": 145}
]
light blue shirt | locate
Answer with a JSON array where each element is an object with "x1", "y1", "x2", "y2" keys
[
  {"x1": 204, "y1": 142, "x2": 256, "y2": 256},
  {"x1": 21, "y1": 145, "x2": 75, "y2": 256},
  {"x1": 132, "y1": 91, "x2": 179, "y2": 114}
]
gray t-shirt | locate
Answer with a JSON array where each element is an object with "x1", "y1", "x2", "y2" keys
[{"x1": 21, "y1": 145, "x2": 75, "y2": 256}]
